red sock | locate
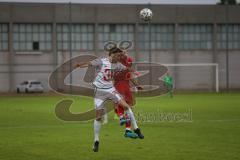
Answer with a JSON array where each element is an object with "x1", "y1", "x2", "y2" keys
[
  {"x1": 117, "y1": 105, "x2": 132, "y2": 130},
  {"x1": 125, "y1": 114, "x2": 131, "y2": 130},
  {"x1": 117, "y1": 105, "x2": 124, "y2": 118}
]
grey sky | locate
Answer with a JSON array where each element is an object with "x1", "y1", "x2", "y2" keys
[{"x1": 0, "y1": 0, "x2": 222, "y2": 4}]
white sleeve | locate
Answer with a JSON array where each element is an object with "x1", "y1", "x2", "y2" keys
[
  {"x1": 89, "y1": 58, "x2": 102, "y2": 67},
  {"x1": 116, "y1": 63, "x2": 127, "y2": 71}
]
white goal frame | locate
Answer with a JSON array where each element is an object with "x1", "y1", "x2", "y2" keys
[{"x1": 162, "y1": 63, "x2": 219, "y2": 92}]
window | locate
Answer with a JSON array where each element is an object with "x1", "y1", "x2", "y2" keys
[
  {"x1": 33, "y1": 41, "x2": 39, "y2": 51},
  {"x1": 13, "y1": 24, "x2": 52, "y2": 51},
  {"x1": 138, "y1": 24, "x2": 174, "y2": 50},
  {"x1": 57, "y1": 24, "x2": 94, "y2": 51},
  {"x1": 217, "y1": 24, "x2": 240, "y2": 49},
  {"x1": 98, "y1": 24, "x2": 134, "y2": 50},
  {"x1": 178, "y1": 24, "x2": 213, "y2": 49},
  {"x1": 0, "y1": 24, "x2": 8, "y2": 51}
]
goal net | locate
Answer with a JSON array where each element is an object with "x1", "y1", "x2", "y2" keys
[{"x1": 163, "y1": 63, "x2": 219, "y2": 92}]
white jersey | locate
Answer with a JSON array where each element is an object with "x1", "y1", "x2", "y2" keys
[{"x1": 90, "y1": 57, "x2": 126, "y2": 89}]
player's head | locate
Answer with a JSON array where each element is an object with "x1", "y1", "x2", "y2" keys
[
  {"x1": 108, "y1": 47, "x2": 123, "y2": 63},
  {"x1": 120, "y1": 50, "x2": 128, "y2": 59}
]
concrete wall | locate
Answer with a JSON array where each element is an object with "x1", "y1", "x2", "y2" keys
[
  {"x1": 0, "y1": 52, "x2": 10, "y2": 92},
  {"x1": 0, "y1": 3, "x2": 240, "y2": 92}
]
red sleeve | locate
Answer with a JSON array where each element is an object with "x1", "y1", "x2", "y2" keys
[{"x1": 126, "y1": 56, "x2": 133, "y2": 67}]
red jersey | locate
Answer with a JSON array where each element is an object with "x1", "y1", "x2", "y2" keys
[
  {"x1": 114, "y1": 54, "x2": 133, "y2": 84},
  {"x1": 114, "y1": 54, "x2": 134, "y2": 105}
]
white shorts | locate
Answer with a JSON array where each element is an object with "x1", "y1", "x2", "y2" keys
[{"x1": 94, "y1": 87, "x2": 122, "y2": 110}]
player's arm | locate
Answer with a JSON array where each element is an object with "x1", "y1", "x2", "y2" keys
[
  {"x1": 75, "y1": 58, "x2": 101, "y2": 69},
  {"x1": 130, "y1": 74, "x2": 143, "y2": 90},
  {"x1": 75, "y1": 62, "x2": 90, "y2": 69},
  {"x1": 125, "y1": 56, "x2": 143, "y2": 90},
  {"x1": 124, "y1": 66, "x2": 143, "y2": 90},
  {"x1": 125, "y1": 66, "x2": 135, "y2": 72}
]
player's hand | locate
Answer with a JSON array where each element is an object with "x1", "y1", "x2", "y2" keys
[
  {"x1": 75, "y1": 63, "x2": 81, "y2": 68},
  {"x1": 137, "y1": 85, "x2": 144, "y2": 90}
]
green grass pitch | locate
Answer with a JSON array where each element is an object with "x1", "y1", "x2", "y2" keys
[{"x1": 0, "y1": 93, "x2": 240, "y2": 160}]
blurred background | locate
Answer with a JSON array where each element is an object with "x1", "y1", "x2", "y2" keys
[{"x1": 0, "y1": 0, "x2": 240, "y2": 93}]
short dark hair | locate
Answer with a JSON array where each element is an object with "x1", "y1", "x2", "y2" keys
[{"x1": 109, "y1": 47, "x2": 123, "y2": 56}]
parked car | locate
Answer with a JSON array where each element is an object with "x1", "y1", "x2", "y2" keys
[{"x1": 17, "y1": 80, "x2": 44, "y2": 93}]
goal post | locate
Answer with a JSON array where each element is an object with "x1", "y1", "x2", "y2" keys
[{"x1": 162, "y1": 63, "x2": 219, "y2": 92}]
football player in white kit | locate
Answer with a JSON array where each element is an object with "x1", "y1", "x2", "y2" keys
[{"x1": 75, "y1": 47, "x2": 144, "y2": 152}]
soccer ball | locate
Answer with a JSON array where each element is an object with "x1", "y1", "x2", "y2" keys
[{"x1": 140, "y1": 8, "x2": 153, "y2": 21}]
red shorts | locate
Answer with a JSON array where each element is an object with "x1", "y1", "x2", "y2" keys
[{"x1": 114, "y1": 81, "x2": 134, "y2": 106}]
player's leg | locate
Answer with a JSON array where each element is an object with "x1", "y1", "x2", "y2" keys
[
  {"x1": 102, "y1": 107, "x2": 108, "y2": 124},
  {"x1": 114, "y1": 83, "x2": 133, "y2": 128},
  {"x1": 123, "y1": 90, "x2": 138, "y2": 138},
  {"x1": 114, "y1": 84, "x2": 127, "y2": 124},
  {"x1": 111, "y1": 88, "x2": 144, "y2": 139},
  {"x1": 113, "y1": 91, "x2": 126, "y2": 124},
  {"x1": 93, "y1": 108, "x2": 103, "y2": 152},
  {"x1": 110, "y1": 88, "x2": 135, "y2": 127},
  {"x1": 118, "y1": 99, "x2": 144, "y2": 139},
  {"x1": 118, "y1": 99, "x2": 138, "y2": 129},
  {"x1": 124, "y1": 89, "x2": 133, "y2": 130},
  {"x1": 169, "y1": 84, "x2": 173, "y2": 98},
  {"x1": 114, "y1": 108, "x2": 119, "y2": 120},
  {"x1": 117, "y1": 104, "x2": 127, "y2": 125},
  {"x1": 92, "y1": 89, "x2": 106, "y2": 152},
  {"x1": 166, "y1": 84, "x2": 173, "y2": 98},
  {"x1": 115, "y1": 101, "x2": 138, "y2": 138}
]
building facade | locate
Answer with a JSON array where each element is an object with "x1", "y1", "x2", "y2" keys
[{"x1": 0, "y1": 3, "x2": 240, "y2": 92}]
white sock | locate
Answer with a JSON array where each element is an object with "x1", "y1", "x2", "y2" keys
[
  {"x1": 126, "y1": 108, "x2": 138, "y2": 130},
  {"x1": 125, "y1": 127, "x2": 131, "y2": 131},
  {"x1": 94, "y1": 120, "x2": 101, "y2": 142},
  {"x1": 102, "y1": 111, "x2": 108, "y2": 124}
]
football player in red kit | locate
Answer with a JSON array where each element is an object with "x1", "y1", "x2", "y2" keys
[{"x1": 114, "y1": 51, "x2": 144, "y2": 139}]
